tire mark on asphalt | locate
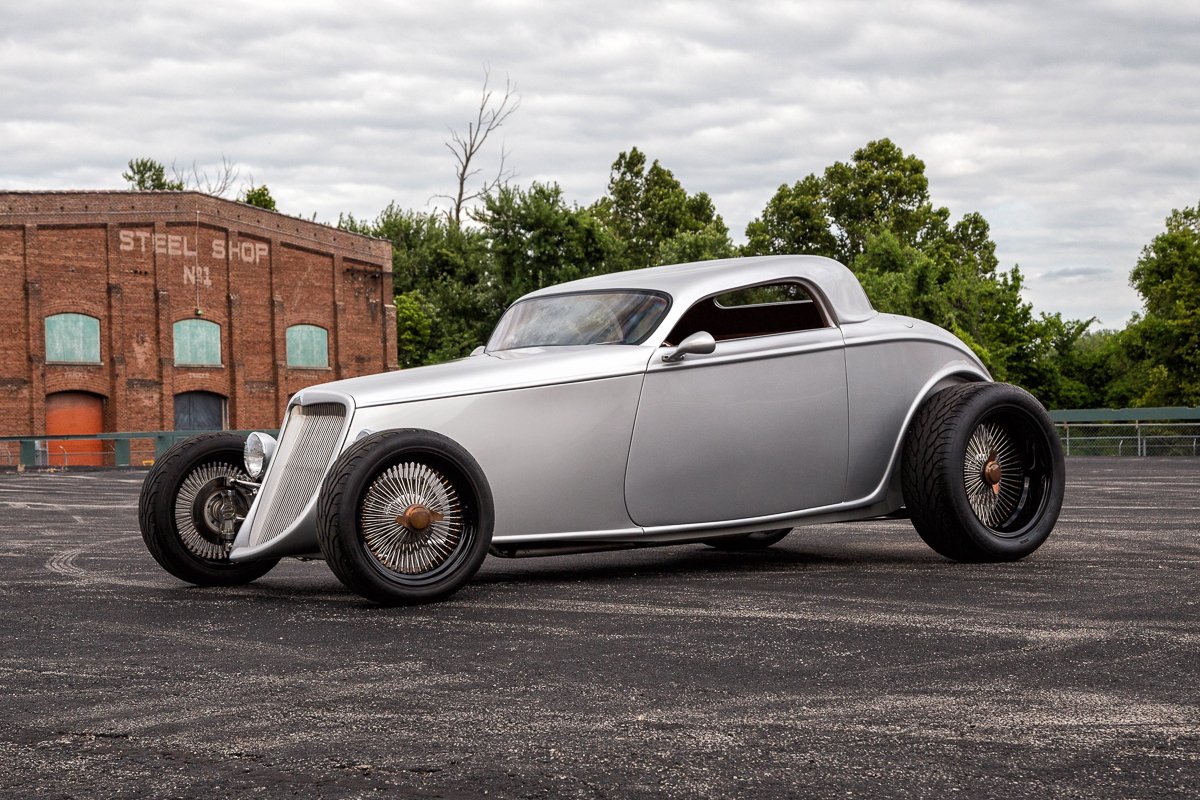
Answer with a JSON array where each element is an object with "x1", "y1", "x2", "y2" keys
[{"x1": 42, "y1": 536, "x2": 166, "y2": 589}]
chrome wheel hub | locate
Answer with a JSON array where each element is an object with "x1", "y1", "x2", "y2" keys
[
  {"x1": 174, "y1": 462, "x2": 248, "y2": 560},
  {"x1": 963, "y1": 422, "x2": 1023, "y2": 530},
  {"x1": 360, "y1": 462, "x2": 464, "y2": 575}
]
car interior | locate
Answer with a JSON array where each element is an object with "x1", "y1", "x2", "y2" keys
[{"x1": 663, "y1": 281, "x2": 828, "y2": 346}]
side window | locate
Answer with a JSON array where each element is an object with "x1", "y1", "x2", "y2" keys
[
  {"x1": 174, "y1": 319, "x2": 222, "y2": 366},
  {"x1": 665, "y1": 281, "x2": 827, "y2": 345},
  {"x1": 287, "y1": 324, "x2": 329, "y2": 369},
  {"x1": 45, "y1": 313, "x2": 101, "y2": 364}
]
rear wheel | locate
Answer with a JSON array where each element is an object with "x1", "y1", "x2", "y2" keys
[
  {"x1": 138, "y1": 432, "x2": 278, "y2": 585},
  {"x1": 317, "y1": 430, "x2": 494, "y2": 605},
  {"x1": 901, "y1": 383, "x2": 1064, "y2": 562}
]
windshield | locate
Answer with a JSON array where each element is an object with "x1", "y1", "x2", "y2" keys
[{"x1": 487, "y1": 291, "x2": 669, "y2": 351}]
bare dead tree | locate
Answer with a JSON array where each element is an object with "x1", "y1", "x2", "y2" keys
[
  {"x1": 436, "y1": 69, "x2": 520, "y2": 226},
  {"x1": 171, "y1": 155, "x2": 240, "y2": 197}
]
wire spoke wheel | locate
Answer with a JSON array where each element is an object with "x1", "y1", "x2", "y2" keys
[
  {"x1": 172, "y1": 461, "x2": 250, "y2": 561},
  {"x1": 962, "y1": 421, "x2": 1023, "y2": 530},
  {"x1": 958, "y1": 406, "x2": 1054, "y2": 538},
  {"x1": 360, "y1": 460, "x2": 468, "y2": 577},
  {"x1": 902, "y1": 383, "x2": 1064, "y2": 562},
  {"x1": 317, "y1": 431, "x2": 494, "y2": 604},
  {"x1": 139, "y1": 432, "x2": 278, "y2": 586}
]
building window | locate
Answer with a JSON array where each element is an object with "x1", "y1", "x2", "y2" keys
[
  {"x1": 287, "y1": 324, "x2": 329, "y2": 368},
  {"x1": 45, "y1": 313, "x2": 101, "y2": 364},
  {"x1": 174, "y1": 319, "x2": 222, "y2": 366}
]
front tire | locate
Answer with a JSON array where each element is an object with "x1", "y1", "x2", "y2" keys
[
  {"x1": 901, "y1": 382, "x2": 1065, "y2": 562},
  {"x1": 138, "y1": 432, "x2": 278, "y2": 585},
  {"x1": 316, "y1": 430, "x2": 494, "y2": 605}
]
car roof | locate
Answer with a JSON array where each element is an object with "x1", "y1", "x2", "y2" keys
[{"x1": 519, "y1": 254, "x2": 876, "y2": 325}]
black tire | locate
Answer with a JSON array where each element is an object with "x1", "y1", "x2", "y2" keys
[
  {"x1": 316, "y1": 430, "x2": 494, "y2": 605},
  {"x1": 138, "y1": 432, "x2": 279, "y2": 586},
  {"x1": 901, "y1": 382, "x2": 1065, "y2": 562},
  {"x1": 705, "y1": 528, "x2": 793, "y2": 551}
]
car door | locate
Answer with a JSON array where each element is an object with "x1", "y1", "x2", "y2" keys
[{"x1": 624, "y1": 282, "x2": 849, "y2": 528}]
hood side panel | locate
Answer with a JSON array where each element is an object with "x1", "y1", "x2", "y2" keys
[{"x1": 347, "y1": 374, "x2": 646, "y2": 540}]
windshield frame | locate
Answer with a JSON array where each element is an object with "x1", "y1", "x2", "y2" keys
[{"x1": 486, "y1": 289, "x2": 673, "y2": 353}]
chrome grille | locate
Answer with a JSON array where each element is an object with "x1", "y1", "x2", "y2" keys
[{"x1": 250, "y1": 402, "x2": 347, "y2": 545}]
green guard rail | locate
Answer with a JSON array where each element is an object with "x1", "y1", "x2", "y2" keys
[{"x1": 0, "y1": 430, "x2": 278, "y2": 468}]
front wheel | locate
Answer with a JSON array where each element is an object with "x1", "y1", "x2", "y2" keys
[
  {"x1": 901, "y1": 382, "x2": 1065, "y2": 562},
  {"x1": 316, "y1": 430, "x2": 494, "y2": 605},
  {"x1": 138, "y1": 432, "x2": 278, "y2": 585}
]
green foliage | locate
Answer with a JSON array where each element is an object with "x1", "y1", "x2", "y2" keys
[
  {"x1": 655, "y1": 220, "x2": 736, "y2": 266},
  {"x1": 743, "y1": 138, "x2": 1095, "y2": 406},
  {"x1": 823, "y1": 139, "x2": 944, "y2": 264},
  {"x1": 341, "y1": 138, "x2": 1194, "y2": 413},
  {"x1": 122, "y1": 158, "x2": 183, "y2": 191},
  {"x1": 393, "y1": 290, "x2": 435, "y2": 369},
  {"x1": 344, "y1": 204, "x2": 496, "y2": 365},
  {"x1": 1122, "y1": 202, "x2": 1200, "y2": 405},
  {"x1": 240, "y1": 184, "x2": 277, "y2": 211},
  {"x1": 592, "y1": 148, "x2": 733, "y2": 271},
  {"x1": 744, "y1": 174, "x2": 837, "y2": 258},
  {"x1": 476, "y1": 182, "x2": 619, "y2": 299}
]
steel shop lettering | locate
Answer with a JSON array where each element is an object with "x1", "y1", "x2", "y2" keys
[{"x1": 118, "y1": 231, "x2": 269, "y2": 264}]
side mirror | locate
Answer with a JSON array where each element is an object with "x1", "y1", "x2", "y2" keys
[
  {"x1": 470, "y1": 346, "x2": 485, "y2": 356},
  {"x1": 662, "y1": 331, "x2": 716, "y2": 363}
]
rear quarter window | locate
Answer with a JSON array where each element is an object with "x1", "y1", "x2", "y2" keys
[{"x1": 665, "y1": 281, "x2": 828, "y2": 345}]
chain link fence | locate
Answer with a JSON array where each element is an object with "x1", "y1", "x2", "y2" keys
[{"x1": 1054, "y1": 421, "x2": 1200, "y2": 456}]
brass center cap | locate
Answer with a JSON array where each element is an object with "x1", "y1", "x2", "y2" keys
[
  {"x1": 399, "y1": 505, "x2": 433, "y2": 531},
  {"x1": 984, "y1": 461, "x2": 1002, "y2": 486}
]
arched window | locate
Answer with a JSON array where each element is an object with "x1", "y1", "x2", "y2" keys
[
  {"x1": 45, "y1": 313, "x2": 101, "y2": 364},
  {"x1": 286, "y1": 324, "x2": 329, "y2": 368},
  {"x1": 174, "y1": 319, "x2": 221, "y2": 366}
]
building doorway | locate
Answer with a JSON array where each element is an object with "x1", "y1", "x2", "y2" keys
[
  {"x1": 174, "y1": 391, "x2": 227, "y2": 431},
  {"x1": 45, "y1": 391, "x2": 106, "y2": 466}
]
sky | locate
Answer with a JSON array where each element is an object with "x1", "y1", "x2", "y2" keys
[{"x1": 3, "y1": 0, "x2": 1199, "y2": 328}]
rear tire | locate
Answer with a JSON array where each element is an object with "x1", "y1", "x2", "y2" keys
[
  {"x1": 138, "y1": 433, "x2": 278, "y2": 586},
  {"x1": 316, "y1": 430, "x2": 494, "y2": 605},
  {"x1": 901, "y1": 383, "x2": 1064, "y2": 562}
]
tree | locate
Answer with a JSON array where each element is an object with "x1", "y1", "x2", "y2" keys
[
  {"x1": 743, "y1": 139, "x2": 1093, "y2": 405},
  {"x1": 1122, "y1": 201, "x2": 1200, "y2": 405},
  {"x1": 438, "y1": 69, "x2": 520, "y2": 226},
  {"x1": 822, "y1": 139, "x2": 944, "y2": 264},
  {"x1": 592, "y1": 148, "x2": 733, "y2": 270},
  {"x1": 342, "y1": 203, "x2": 495, "y2": 365},
  {"x1": 123, "y1": 155, "x2": 240, "y2": 196},
  {"x1": 173, "y1": 155, "x2": 239, "y2": 196},
  {"x1": 122, "y1": 158, "x2": 184, "y2": 191},
  {"x1": 240, "y1": 184, "x2": 277, "y2": 211},
  {"x1": 743, "y1": 174, "x2": 836, "y2": 258},
  {"x1": 476, "y1": 182, "x2": 619, "y2": 300}
]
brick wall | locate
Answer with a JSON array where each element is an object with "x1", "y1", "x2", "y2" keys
[{"x1": 0, "y1": 191, "x2": 395, "y2": 437}]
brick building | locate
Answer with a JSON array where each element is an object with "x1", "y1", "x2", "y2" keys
[{"x1": 0, "y1": 191, "x2": 395, "y2": 463}]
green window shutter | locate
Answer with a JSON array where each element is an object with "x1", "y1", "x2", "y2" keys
[
  {"x1": 173, "y1": 319, "x2": 222, "y2": 366},
  {"x1": 286, "y1": 325, "x2": 329, "y2": 368},
  {"x1": 45, "y1": 314, "x2": 101, "y2": 363}
]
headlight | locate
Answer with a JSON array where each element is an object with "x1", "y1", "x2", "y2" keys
[{"x1": 243, "y1": 432, "x2": 277, "y2": 480}]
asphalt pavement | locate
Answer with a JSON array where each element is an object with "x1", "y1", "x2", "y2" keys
[{"x1": 0, "y1": 457, "x2": 1197, "y2": 799}]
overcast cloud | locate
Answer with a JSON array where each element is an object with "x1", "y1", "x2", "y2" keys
[{"x1": 4, "y1": 0, "x2": 1199, "y2": 327}]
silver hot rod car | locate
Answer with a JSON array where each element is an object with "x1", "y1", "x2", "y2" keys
[{"x1": 139, "y1": 255, "x2": 1065, "y2": 604}]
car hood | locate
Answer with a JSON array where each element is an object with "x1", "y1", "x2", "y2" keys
[{"x1": 297, "y1": 346, "x2": 656, "y2": 409}]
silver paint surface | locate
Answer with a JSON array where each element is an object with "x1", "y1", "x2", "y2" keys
[
  {"x1": 230, "y1": 256, "x2": 991, "y2": 560},
  {"x1": 626, "y1": 327, "x2": 848, "y2": 526}
]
